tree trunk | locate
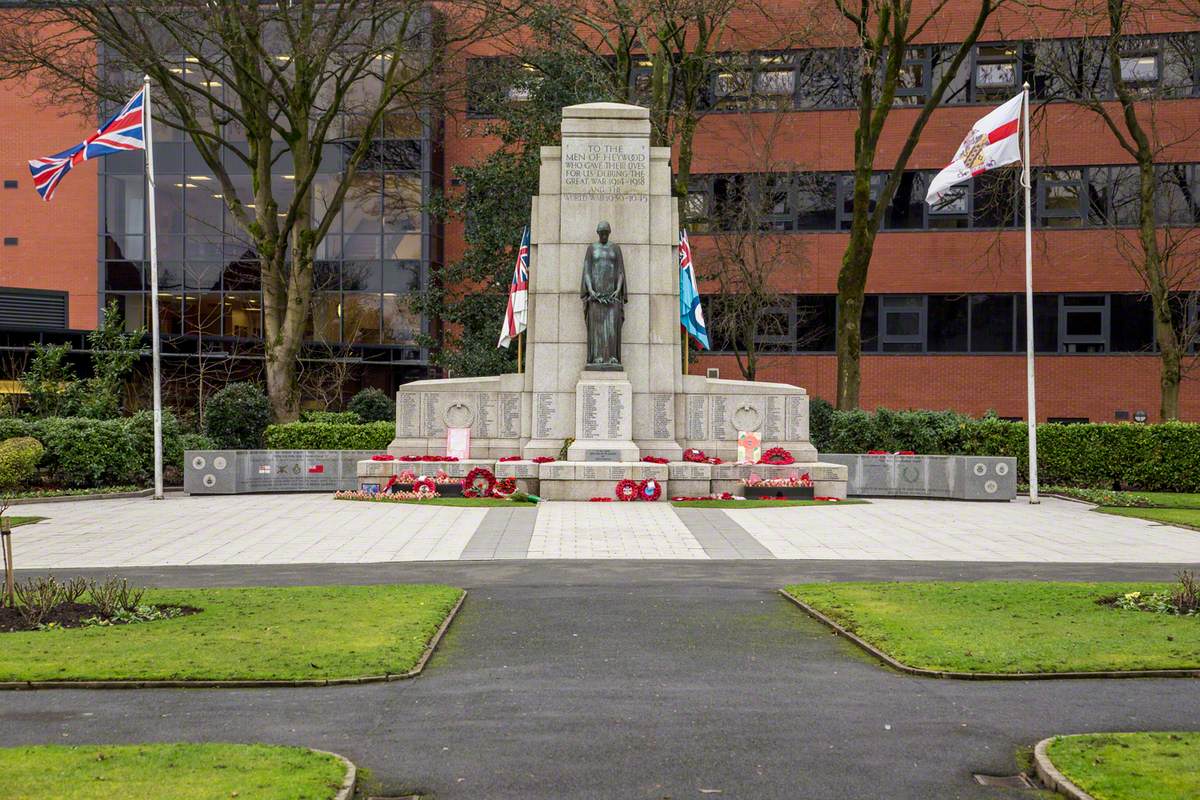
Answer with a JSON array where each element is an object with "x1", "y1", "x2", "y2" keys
[
  {"x1": 1137, "y1": 161, "x2": 1181, "y2": 420},
  {"x1": 835, "y1": 168, "x2": 876, "y2": 410}
]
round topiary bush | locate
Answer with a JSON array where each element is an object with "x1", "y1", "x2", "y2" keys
[
  {"x1": 348, "y1": 387, "x2": 393, "y2": 423},
  {"x1": 0, "y1": 436, "x2": 44, "y2": 490},
  {"x1": 204, "y1": 383, "x2": 271, "y2": 450}
]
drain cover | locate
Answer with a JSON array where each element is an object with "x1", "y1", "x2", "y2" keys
[{"x1": 973, "y1": 773, "x2": 1037, "y2": 789}]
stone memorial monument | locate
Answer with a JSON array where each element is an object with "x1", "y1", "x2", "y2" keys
[{"x1": 359, "y1": 102, "x2": 848, "y2": 500}]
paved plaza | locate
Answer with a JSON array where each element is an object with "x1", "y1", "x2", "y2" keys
[{"x1": 10, "y1": 493, "x2": 1200, "y2": 568}]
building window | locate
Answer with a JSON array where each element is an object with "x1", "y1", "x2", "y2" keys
[
  {"x1": 861, "y1": 295, "x2": 879, "y2": 352},
  {"x1": 880, "y1": 295, "x2": 924, "y2": 352},
  {"x1": 795, "y1": 174, "x2": 837, "y2": 229},
  {"x1": 1110, "y1": 294, "x2": 1155, "y2": 352},
  {"x1": 755, "y1": 299, "x2": 796, "y2": 352},
  {"x1": 973, "y1": 44, "x2": 1021, "y2": 102},
  {"x1": 1120, "y1": 53, "x2": 1160, "y2": 86},
  {"x1": 970, "y1": 295, "x2": 1015, "y2": 352},
  {"x1": 927, "y1": 182, "x2": 969, "y2": 228},
  {"x1": 927, "y1": 295, "x2": 968, "y2": 351},
  {"x1": 796, "y1": 295, "x2": 837, "y2": 351},
  {"x1": 1038, "y1": 168, "x2": 1085, "y2": 227},
  {"x1": 893, "y1": 47, "x2": 932, "y2": 104},
  {"x1": 1060, "y1": 294, "x2": 1108, "y2": 353},
  {"x1": 794, "y1": 49, "x2": 857, "y2": 108}
]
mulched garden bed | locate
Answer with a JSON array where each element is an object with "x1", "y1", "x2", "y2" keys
[{"x1": 0, "y1": 603, "x2": 200, "y2": 633}]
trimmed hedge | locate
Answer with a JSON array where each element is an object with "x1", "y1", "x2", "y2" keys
[
  {"x1": 205, "y1": 382, "x2": 271, "y2": 449},
  {"x1": 265, "y1": 421, "x2": 394, "y2": 451},
  {"x1": 348, "y1": 387, "x2": 394, "y2": 423},
  {"x1": 0, "y1": 414, "x2": 215, "y2": 489},
  {"x1": 300, "y1": 410, "x2": 362, "y2": 425},
  {"x1": 0, "y1": 437, "x2": 44, "y2": 490},
  {"x1": 809, "y1": 403, "x2": 1200, "y2": 492}
]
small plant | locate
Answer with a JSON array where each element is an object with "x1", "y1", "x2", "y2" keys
[
  {"x1": 87, "y1": 577, "x2": 143, "y2": 616},
  {"x1": 204, "y1": 383, "x2": 272, "y2": 449},
  {"x1": 347, "y1": 387, "x2": 393, "y2": 423},
  {"x1": 13, "y1": 575, "x2": 66, "y2": 627},
  {"x1": 82, "y1": 604, "x2": 185, "y2": 628},
  {"x1": 61, "y1": 577, "x2": 88, "y2": 605},
  {"x1": 1173, "y1": 570, "x2": 1199, "y2": 616}
]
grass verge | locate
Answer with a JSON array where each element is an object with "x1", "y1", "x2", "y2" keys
[
  {"x1": 784, "y1": 582, "x2": 1200, "y2": 673},
  {"x1": 2, "y1": 516, "x2": 45, "y2": 528},
  {"x1": 672, "y1": 499, "x2": 867, "y2": 509},
  {"x1": 0, "y1": 743, "x2": 348, "y2": 800},
  {"x1": 1047, "y1": 733, "x2": 1200, "y2": 800},
  {"x1": 1096, "y1": 506, "x2": 1200, "y2": 530},
  {"x1": 0, "y1": 584, "x2": 462, "y2": 683}
]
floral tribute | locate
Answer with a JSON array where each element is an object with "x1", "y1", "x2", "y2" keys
[
  {"x1": 641, "y1": 456, "x2": 669, "y2": 464},
  {"x1": 370, "y1": 454, "x2": 396, "y2": 461},
  {"x1": 335, "y1": 489, "x2": 439, "y2": 502},
  {"x1": 531, "y1": 456, "x2": 556, "y2": 464},
  {"x1": 493, "y1": 477, "x2": 518, "y2": 497},
  {"x1": 589, "y1": 497, "x2": 614, "y2": 502},
  {"x1": 461, "y1": 467, "x2": 497, "y2": 498},
  {"x1": 683, "y1": 448, "x2": 723, "y2": 465},
  {"x1": 671, "y1": 493, "x2": 737, "y2": 502},
  {"x1": 398, "y1": 454, "x2": 459, "y2": 463},
  {"x1": 638, "y1": 479, "x2": 663, "y2": 501},
  {"x1": 412, "y1": 476, "x2": 438, "y2": 496},
  {"x1": 744, "y1": 471, "x2": 813, "y2": 488},
  {"x1": 758, "y1": 447, "x2": 795, "y2": 466},
  {"x1": 498, "y1": 456, "x2": 523, "y2": 462},
  {"x1": 615, "y1": 479, "x2": 641, "y2": 502}
]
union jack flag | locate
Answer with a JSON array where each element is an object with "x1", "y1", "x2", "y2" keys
[
  {"x1": 29, "y1": 87, "x2": 146, "y2": 201},
  {"x1": 498, "y1": 226, "x2": 530, "y2": 349}
]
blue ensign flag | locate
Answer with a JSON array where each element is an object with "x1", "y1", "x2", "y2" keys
[{"x1": 678, "y1": 229, "x2": 710, "y2": 350}]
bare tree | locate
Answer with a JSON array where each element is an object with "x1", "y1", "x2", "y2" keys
[
  {"x1": 0, "y1": 1, "x2": 505, "y2": 420},
  {"x1": 1030, "y1": 0, "x2": 1200, "y2": 418},
  {"x1": 831, "y1": 0, "x2": 1003, "y2": 410}
]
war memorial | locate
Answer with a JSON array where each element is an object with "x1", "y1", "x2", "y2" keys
[{"x1": 357, "y1": 103, "x2": 850, "y2": 501}]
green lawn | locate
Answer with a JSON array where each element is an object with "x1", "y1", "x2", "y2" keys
[
  {"x1": 2, "y1": 516, "x2": 45, "y2": 528},
  {"x1": 785, "y1": 582, "x2": 1200, "y2": 673},
  {"x1": 1047, "y1": 733, "x2": 1200, "y2": 800},
  {"x1": 672, "y1": 499, "x2": 867, "y2": 509},
  {"x1": 0, "y1": 743, "x2": 348, "y2": 800},
  {"x1": 1135, "y1": 493, "x2": 1200, "y2": 509},
  {"x1": 1097, "y1": 506, "x2": 1200, "y2": 530},
  {"x1": 0, "y1": 584, "x2": 462, "y2": 682}
]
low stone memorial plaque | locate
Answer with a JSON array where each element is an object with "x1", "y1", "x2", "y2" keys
[
  {"x1": 894, "y1": 455, "x2": 927, "y2": 496},
  {"x1": 785, "y1": 395, "x2": 807, "y2": 441},
  {"x1": 860, "y1": 455, "x2": 894, "y2": 495},
  {"x1": 561, "y1": 138, "x2": 650, "y2": 198},
  {"x1": 586, "y1": 449, "x2": 621, "y2": 462}
]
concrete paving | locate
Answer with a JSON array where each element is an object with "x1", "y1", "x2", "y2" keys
[
  {"x1": 10, "y1": 493, "x2": 1200, "y2": 567},
  {"x1": 2, "y1": 561, "x2": 1199, "y2": 800}
]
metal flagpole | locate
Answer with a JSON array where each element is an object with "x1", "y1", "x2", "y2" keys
[
  {"x1": 1022, "y1": 81, "x2": 1039, "y2": 505},
  {"x1": 143, "y1": 76, "x2": 164, "y2": 501}
]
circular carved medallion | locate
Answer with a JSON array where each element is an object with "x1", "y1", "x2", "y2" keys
[
  {"x1": 443, "y1": 403, "x2": 475, "y2": 429},
  {"x1": 732, "y1": 404, "x2": 762, "y2": 432}
]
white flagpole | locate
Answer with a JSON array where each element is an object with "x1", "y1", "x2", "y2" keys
[
  {"x1": 1022, "y1": 81, "x2": 1039, "y2": 504},
  {"x1": 143, "y1": 76, "x2": 164, "y2": 501}
]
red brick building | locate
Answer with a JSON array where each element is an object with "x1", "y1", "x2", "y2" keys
[{"x1": 1, "y1": 2, "x2": 1197, "y2": 420}]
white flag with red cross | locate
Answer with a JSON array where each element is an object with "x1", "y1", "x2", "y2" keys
[{"x1": 926, "y1": 93, "x2": 1023, "y2": 205}]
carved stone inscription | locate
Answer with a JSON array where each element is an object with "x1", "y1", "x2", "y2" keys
[
  {"x1": 395, "y1": 392, "x2": 420, "y2": 438},
  {"x1": 578, "y1": 381, "x2": 629, "y2": 441},
  {"x1": 606, "y1": 388, "x2": 625, "y2": 437},
  {"x1": 764, "y1": 396, "x2": 785, "y2": 441},
  {"x1": 534, "y1": 392, "x2": 558, "y2": 439},
  {"x1": 710, "y1": 395, "x2": 732, "y2": 441},
  {"x1": 686, "y1": 395, "x2": 708, "y2": 441},
  {"x1": 499, "y1": 392, "x2": 522, "y2": 438},
  {"x1": 561, "y1": 138, "x2": 650, "y2": 200},
  {"x1": 580, "y1": 384, "x2": 602, "y2": 440},
  {"x1": 785, "y1": 395, "x2": 807, "y2": 441},
  {"x1": 474, "y1": 393, "x2": 498, "y2": 439},
  {"x1": 650, "y1": 393, "x2": 672, "y2": 439},
  {"x1": 424, "y1": 394, "x2": 445, "y2": 437}
]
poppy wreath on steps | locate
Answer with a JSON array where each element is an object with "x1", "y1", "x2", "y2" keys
[
  {"x1": 412, "y1": 476, "x2": 438, "y2": 496},
  {"x1": 641, "y1": 456, "x2": 669, "y2": 464},
  {"x1": 492, "y1": 477, "x2": 518, "y2": 497},
  {"x1": 638, "y1": 479, "x2": 663, "y2": 502},
  {"x1": 758, "y1": 447, "x2": 795, "y2": 466},
  {"x1": 615, "y1": 479, "x2": 641, "y2": 502},
  {"x1": 462, "y1": 467, "x2": 497, "y2": 498},
  {"x1": 371, "y1": 454, "x2": 396, "y2": 461}
]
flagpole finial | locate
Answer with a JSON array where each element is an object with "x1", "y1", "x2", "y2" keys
[{"x1": 1022, "y1": 81, "x2": 1030, "y2": 90}]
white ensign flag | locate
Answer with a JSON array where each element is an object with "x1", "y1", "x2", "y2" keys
[{"x1": 925, "y1": 93, "x2": 1023, "y2": 204}]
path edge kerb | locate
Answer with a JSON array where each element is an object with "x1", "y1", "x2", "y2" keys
[
  {"x1": 311, "y1": 750, "x2": 358, "y2": 800},
  {"x1": 1033, "y1": 737, "x2": 1097, "y2": 800},
  {"x1": 0, "y1": 589, "x2": 466, "y2": 691},
  {"x1": 779, "y1": 589, "x2": 1200, "y2": 680}
]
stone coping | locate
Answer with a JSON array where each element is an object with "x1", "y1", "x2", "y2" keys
[
  {"x1": 313, "y1": 750, "x2": 358, "y2": 800},
  {"x1": 780, "y1": 590, "x2": 1200, "y2": 680},
  {"x1": 358, "y1": 459, "x2": 848, "y2": 482},
  {"x1": 0, "y1": 591, "x2": 465, "y2": 691},
  {"x1": 1033, "y1": 738, "x2": 1098, "y2": 800}
]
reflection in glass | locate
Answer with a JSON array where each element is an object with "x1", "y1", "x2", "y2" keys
[
  {"x1": 382, "y1": 294, "x2": 420, "y2": 345},
  {"x1": 184, "y1": 293, "x2": 223, "y2": 336},
  {"x1": 342, "y1": 293, "x2": 381, "y2": 344},
  {"x1": 223, "y1": 293, "x2": 263, "y2": 338}
]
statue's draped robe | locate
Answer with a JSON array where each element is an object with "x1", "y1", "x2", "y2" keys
[{"x1": 580, "y1": 242, "x2": 626, "y2": 365}]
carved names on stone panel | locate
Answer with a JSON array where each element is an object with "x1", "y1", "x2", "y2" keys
[
  {"x1": 424, "y1": 395, "x2": 445, "y2": 437},
  {"x1": 534, "y1": 393, "x2": 558, "y2": 439},
  {"x1": 395, "y1": 393, "x2": 420, "y2": 438},
  {"x1": 580, "y1": 384, "x2": 602, "y2": 440},
  {"x1": 606, "y1": 386, "x2": 627, "y2": 438},
  {"x1": 785, "y1": 395, "x2": 808, "y2": 441},
  {"x1": 763, "y1": 396, "x2": 785, "y2": 442},
  {"x1": 650, "y1": 394, "x2": 672, "y2": 439},
  {"x1": 561, "y1": 138, "x2": 650, "y2": 201},
  {"x1": 474, "y1": 393, "x2": 498, "y2": 439},
  {"x1": 686, "y1": 395, "x2": 708, "y2": 441},
  {"x1": 710, "y1": 395, "x2": 733, "y2": 441},
  {"x1": 499, "y1": 393, "x2": 522, "y2": 438}
]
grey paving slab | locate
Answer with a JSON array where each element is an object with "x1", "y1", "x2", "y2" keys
[
  {"x1": 459, "y1": 507, "x2": 539, "y2": 560},
  {"x1": 673, "y1": 506, "x2": 775, "y2": 558}
]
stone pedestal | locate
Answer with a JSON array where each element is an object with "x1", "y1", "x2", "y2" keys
[{"x1": 566, "y1": 372, "x2": 639, "y2": 462}]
